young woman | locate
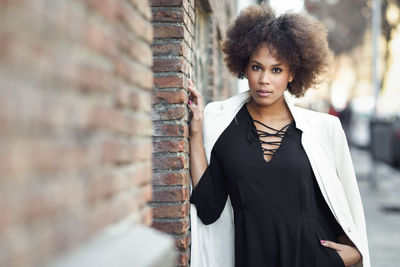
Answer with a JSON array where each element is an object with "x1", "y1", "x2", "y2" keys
[{"x1": 187, "y1": 3, "x2": 370, "y2": 267}]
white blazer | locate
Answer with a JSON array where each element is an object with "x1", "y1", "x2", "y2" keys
[{"x1": 189, "y1": 90, "x2": 370, "y2": 267}]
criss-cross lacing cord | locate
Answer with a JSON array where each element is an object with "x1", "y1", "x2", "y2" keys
[{"x1": 253, "y1": 120, "x2": 292, "y2": 156}]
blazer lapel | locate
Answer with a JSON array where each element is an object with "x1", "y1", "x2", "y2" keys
[{"x1": 285, "y1": 96, "x2": 342, "y2": 222}]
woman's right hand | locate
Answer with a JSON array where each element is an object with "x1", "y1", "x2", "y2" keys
[{"x1": 187, "y1": 79, "x2": 204, "y2": 138}]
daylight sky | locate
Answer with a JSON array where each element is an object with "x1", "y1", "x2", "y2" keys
[{"x1": 269, "y1": 0, "x2": 305, "y2": 14}]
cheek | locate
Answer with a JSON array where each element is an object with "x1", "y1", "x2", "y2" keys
[
  {"x1": 247, "y1": 74, "x2": 259, "y2": 88},
  {"x1": 273, "y1": 75, "x2": 290, "y2": 89}
]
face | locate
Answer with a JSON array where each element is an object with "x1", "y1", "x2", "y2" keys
[{"x1": 245, "y1": 43, "x2": 293, "y2": 108}]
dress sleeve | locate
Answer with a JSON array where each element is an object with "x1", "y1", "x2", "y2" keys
[{"x1": 189, "y1": 145, "x2": 228, "y2": 225}]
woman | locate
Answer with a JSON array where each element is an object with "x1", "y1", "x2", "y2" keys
[{"x1": 187, "y1": 3, "x2": 370, "y2": 267}]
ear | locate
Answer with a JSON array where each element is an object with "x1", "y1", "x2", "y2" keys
[{"x1": 289, "y1": 73, "x2": 294, "y2": 83}]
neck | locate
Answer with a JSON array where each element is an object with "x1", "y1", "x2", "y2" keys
[{"x1": 247, "y1": 96, "x2": 292, "y2": 121}]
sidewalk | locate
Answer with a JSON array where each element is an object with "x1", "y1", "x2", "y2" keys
[{"x1": 351, "y1": 147, "x2": 400, "y2": 266}]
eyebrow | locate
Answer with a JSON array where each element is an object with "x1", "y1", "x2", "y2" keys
[{"x1": 249, "y1": 60, "x2": 282, "y2": 67}]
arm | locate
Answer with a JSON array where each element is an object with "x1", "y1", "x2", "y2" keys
[
  {"x1": 187, "y1": 79, "x2": 207, "y2": 189},
  {"x1": 189, "y1": 134, "x2": 207, "y2": 188},
  {"x1": 187, "y1": 80, "x2": 229, "y2": 225}
]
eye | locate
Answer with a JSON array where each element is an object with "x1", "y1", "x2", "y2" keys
[
  {"x1": 272, "y1": 67, "x2": 282, "y2": 73},
  {"x1": 251, "y1": 65, "x2": 262, "y2": 71}
]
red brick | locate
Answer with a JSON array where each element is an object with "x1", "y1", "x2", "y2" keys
[
  {"x1": 152, "y1": 203, "x2": 189, "y2": 218},
  {"x1": 154, "y1": 75, "x2": 185, "y2": 88},
  {"x1": 141, "y1": 205, "x2": 154, "y2": 226},
  {"x1": 91, "y1": 105, "x2": 152, "y2": 136},
  {"x1": 151, "y1": 218, "x2": 189, "y2": 234},
  {"x1": 129, "y1": 39, "x2": 153, "y2": 66},
  {"x1": 152, "y1": 42, "x2": 187, "y2": 58},
  {"x1": 152, "y1": 58, "x2": 186, "y2": 72},
  {"x1": 176, "y1": 250, "x2": 190, "y2": 266},
  {"x1": 152, "y1": 186, "x2": 189, "y2": 202},
  {"x1": 152, "y1": 90, "x2": 187, "y2": 104},
  {"x1": 154, "y1": 25, "x2": 184, "y2": 39},
  {"x1": 153, "y1": 123, "x2": 188, "y2": 137},
  {"x1": 174, "y1": 232, "x2": 190, "y2": 250},
  {"x1": 115, "y1": 87, "x2": 151, "y2": 112},
  {"x1": 120, "y1": 2, "x2": 153, "y2": 43},
  {"x1": 182, "y1": 0, "x2": 189, "y2": 14},
  {"x1": 152, "y1": 106, "x2": 186, "y2": 121},
  {"x1": 152, "y1": 138, "x2": 187, "y2": 153},
  {"x1": 183, "y1": 12, "x2": 194, "y2": 37},
  {"x1": 22, "y1": 176, "x2": 84, "y2": 222},
  {"x1": 132, "y1": 163, "x2": 153, "y2": 187},
  {"x1": 129, "y1": 0, "x2": 152, "y2": 20},
  {"x1": 82, "y1": 21, "x2": 117, "y2": 58},
  {"x1": 188, "y1": 4, "x2": 195, "y2": 23},
  {"x1": 150, "y1": 0, "x2": 183, "y2": 7},
  {"x1": 3, "y1": 140, "x2": 96, "y2": 176},
  {"x1": 183, "y1": 26, "x2": 192, "y2": 46},
  {"x1": 58, "y1": 62, "x2": 115, "y2": 93},
  {"x1": 152, "y1": 171, "x2": 189, "y2": 186},
  {"x1": 152, "y1": 8, "x2": 183, "y2": 23},
  {"x1": 86, "y1": 172, "x2": 129, "y2": 204},
  {"x1": 153, "y1": 155, "x2": 187, "y2": 170},
  {"x1": 85, "y1": 0, "x2": 119, "y2": 22},
  {"x1": 101, "y1": 140, "x2": 152, "y2": 165},
  {"x1": 131, "y1": 186, "x2": 150, "y2": 212},
  {"x1": 114, "y1": 57, "x2": 153, "y2": 90}
]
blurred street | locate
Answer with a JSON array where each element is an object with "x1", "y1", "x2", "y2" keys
[{"x1": 351, "y1": 147, "x2": 400, "y2": 266}]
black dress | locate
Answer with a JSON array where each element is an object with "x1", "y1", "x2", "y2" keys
[{"x1": 190, "y1": 103, "x2": 346, "y2": 267}]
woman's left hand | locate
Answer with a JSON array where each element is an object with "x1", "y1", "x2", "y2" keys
[{"x1": 321, "y1": 240, "x2": 362, "y2": 266}]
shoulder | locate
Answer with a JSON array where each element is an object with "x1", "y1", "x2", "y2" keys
[
  {"x1": 294, "y1": 105, "x2": 341, "y2": 129},
  {"x1": 204, "y1": 100, "x2": 223, "y2": 115},
  {"x1": 204, "y1": 90, "x2": 250, "y2": 115}
]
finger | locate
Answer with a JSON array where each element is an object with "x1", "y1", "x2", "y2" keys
[
  {"x1": 188, "y1": 99, "x2": 198, "y2": 110},
  {"x1": 320, "y1": 240, "x2": 344, "y2": 250},
  {"x1": 188, "y1": 89, "x2": 203, "y2": 107},
  {"x1": 187, "y1": 80, "x2": 202, "y2": 98},
  {"x1": 196, "y1": 92, "x2": 204, "y2": 107}
]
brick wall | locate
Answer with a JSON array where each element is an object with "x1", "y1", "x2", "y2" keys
[
  {"x1": 150, "y1": 0, "x2": 237, "y2": 266},
  {"x1": 0, "y1": 0, "x2": 174, "y2": 266}
]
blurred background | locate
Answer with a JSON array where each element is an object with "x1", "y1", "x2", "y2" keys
[{"x1": 0, "y1": 0, "x2": 399, "y2": 266}]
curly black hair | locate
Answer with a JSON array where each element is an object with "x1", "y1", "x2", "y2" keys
[{"x1": 221, "y1": 3, "x2": 332, "y2": 97}]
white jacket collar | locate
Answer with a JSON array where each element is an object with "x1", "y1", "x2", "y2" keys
[{"x1": 220, "y1": 90, "x2": 307, "y2": 132}]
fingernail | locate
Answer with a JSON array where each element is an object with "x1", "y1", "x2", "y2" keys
[
  {"x1": 320, "y1": 240, "x2": 326, "y2": 244},
  {"x1": 188, "y1": 100, "x2": 193, "y2": 105}
]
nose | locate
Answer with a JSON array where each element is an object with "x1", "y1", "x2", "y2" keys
[{"x1": 259, "y1": 71, "x2": 270, "y2": 84}]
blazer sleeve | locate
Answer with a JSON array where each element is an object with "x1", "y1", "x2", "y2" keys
[
  {"x1": 331, "y1": 117, "x2": 369, "y2": 260},
  {"x1": 189, "y1": 145, "x2": 229, "y2": 225}
]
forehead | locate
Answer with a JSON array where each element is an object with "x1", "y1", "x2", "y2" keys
[{"x1": 249, "y1": 43, "x2": 286, "y2": 66}]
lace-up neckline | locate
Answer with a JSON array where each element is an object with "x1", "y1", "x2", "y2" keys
[
  {"x1": 244, "y1": 103, "x2": 295, "y2": 163},
  {"x1": 253, "y1": 119, "x2": 293, "y2": 158}
]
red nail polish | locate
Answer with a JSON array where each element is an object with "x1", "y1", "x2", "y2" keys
[{"x1": 188, "y1": 100, "x2": 193, "y2": 105}]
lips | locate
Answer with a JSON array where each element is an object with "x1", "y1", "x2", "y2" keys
[
  {"x1": 256, "y1": 89, "x2": 272, "y2": 97},
  {"x1": 257, "y1": 89, "x2": 272, "y2": 93}
]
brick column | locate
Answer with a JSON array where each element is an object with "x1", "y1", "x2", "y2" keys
[
  {"x1": 0, "y1": 0, "x2": 175, "y2": 266},
  {"x1": 150, "y1": 0, "x2": 194, "y2": 266}
]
